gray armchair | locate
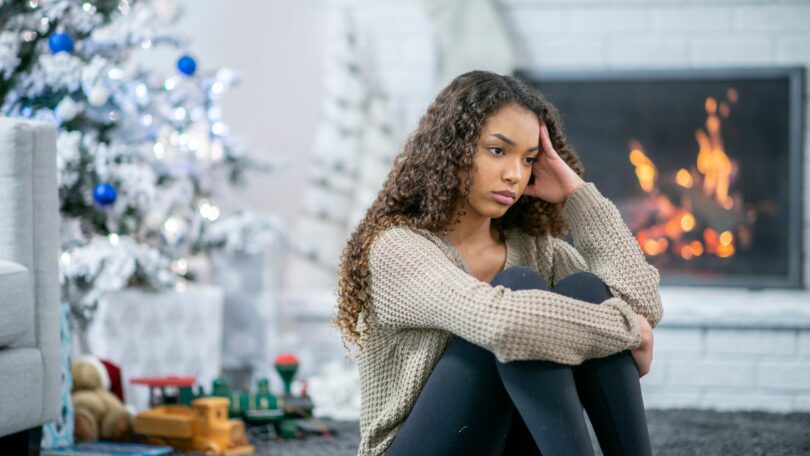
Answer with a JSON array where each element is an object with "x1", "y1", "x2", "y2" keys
[{"x1": 0, "y1": 117, "x2": 61, "y2": 451}]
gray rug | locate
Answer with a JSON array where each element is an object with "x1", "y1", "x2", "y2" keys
[{"x1": 237, "y1": 409, "x2": 810, "y2": 455}]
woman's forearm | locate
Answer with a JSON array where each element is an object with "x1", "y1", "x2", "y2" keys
[{"x1": 553, "y1": 182, "x2": 664, "y2": 328}]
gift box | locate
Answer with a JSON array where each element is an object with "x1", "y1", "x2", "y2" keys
[{"x1": 83, "y1": 284, "x2": 224, "y2": 411}]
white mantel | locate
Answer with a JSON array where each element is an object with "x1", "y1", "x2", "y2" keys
[{"x1": 660, "y1": 288, "x2": 810, "y2": 328}]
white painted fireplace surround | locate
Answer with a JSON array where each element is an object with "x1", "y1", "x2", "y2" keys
[{"x1": 280, "y1": 0, "x2": 810, "y2": 414}]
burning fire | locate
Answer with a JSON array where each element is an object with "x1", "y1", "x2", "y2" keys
[
  {"x1": 628, "y1": 88, "x2": 751, "y2": 260},
  {"x1": 696, "y1": 96, "x2": 734, "y2": 210}
]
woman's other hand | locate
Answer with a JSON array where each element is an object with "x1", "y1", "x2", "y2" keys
[
  {"x1": 522, "y1": 121, "x2": 585, "y2": 203},
  {"x1": 631, "y1": 314, "x2": 654, "y2": 378}
]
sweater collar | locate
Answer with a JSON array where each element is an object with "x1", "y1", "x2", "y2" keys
[{"x1": 434, "y1": 228, "x2": 522, "y2": 276}]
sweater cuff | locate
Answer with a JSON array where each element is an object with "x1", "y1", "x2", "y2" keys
[
  {"x1": 560, "y1": 181, "x2": 605, "y2": 224},
  {"x1": 603, "y1": 297, "x2": 642, "y2": 350}
]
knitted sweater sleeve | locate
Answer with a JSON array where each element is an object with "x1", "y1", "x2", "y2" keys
[
  {"x1": 367, "y1": 226, "x2": 643, "y2": 365},
  {"x1": 551, "y1": 182, "x2": 664, "y2": 329}
]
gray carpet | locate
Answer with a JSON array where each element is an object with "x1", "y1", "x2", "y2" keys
[{"x1": 239, "y1": 409, "x2": 810, "y2": 455}]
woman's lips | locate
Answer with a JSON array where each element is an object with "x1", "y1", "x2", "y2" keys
[{"x1": 492, "y1": 192, "x2": 515, "y2": 205}]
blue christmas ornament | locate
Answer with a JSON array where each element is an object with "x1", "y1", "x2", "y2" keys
[
  {"x1": 48, "y1": 33, "x2": 74, "y2": 54},
  {"x1": 92, "y1": 182, "x2": 117, "y2": 206},
  {"x1": 177, "y1": 55, "x2": 197, "y2": 76}
]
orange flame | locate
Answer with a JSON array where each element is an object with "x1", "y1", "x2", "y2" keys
[
  {"x1": 628, "y1": 141, "x2": 657, "y2": 193},
  {"x1": 630, "y1": 88, "x2": 749, "y2": 260},
  {"x1": 695, "y1": 96, "x2": 734, "y2": 208}
]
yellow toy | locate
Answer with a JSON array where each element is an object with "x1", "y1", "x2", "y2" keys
[
  {"x1": 71, "y1": 355, "x2": 134, "y2": 442},
  {"x1": 134, "y1": 396, "x2": 254, "y2": 455}
]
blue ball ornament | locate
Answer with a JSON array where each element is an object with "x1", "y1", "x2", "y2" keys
[
  {"x1": 177, "y1": 55, "x2": 197, "y2": 76},
  {"x1": 92, "y1": 182, "x2": 117, "y2": 206},
  {"x1": 49, "y1": 33, "x2": 74, "y2": 54}
]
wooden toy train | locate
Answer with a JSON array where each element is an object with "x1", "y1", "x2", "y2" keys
[
  {"x1": 130, "y1": 353, "x2": 315, "y2": 454},
  {"x1": 134, "y1": 395, "x2": 253, "y2": 455}
]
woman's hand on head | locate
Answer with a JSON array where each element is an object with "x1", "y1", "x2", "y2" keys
[
  {"x1": 631, "y1": 314, "x2": 654, "y2": 378},
  {"x1": 522, "y1": 122, "x2": 585, "y2": 204}
]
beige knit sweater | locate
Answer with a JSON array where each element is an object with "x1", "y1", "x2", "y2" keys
[{"x1": 354, "y1": 182, "x2": 664, "y2": 456}]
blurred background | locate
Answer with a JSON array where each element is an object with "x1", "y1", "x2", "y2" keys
[{"x1": 1, "y1": 0, "x2": 809, "y2": 453}]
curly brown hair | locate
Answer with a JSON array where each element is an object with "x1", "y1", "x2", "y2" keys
[{"x1": 333, "y1": 70, "x2": 586, "y2": 356}]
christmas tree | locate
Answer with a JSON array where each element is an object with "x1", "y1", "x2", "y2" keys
[
  {"x1": 0, "y1": 0, "x2": 283, "y2": 343},
  {"x1": 285, "y1": 4, "x2": 402, "y2": 291}
]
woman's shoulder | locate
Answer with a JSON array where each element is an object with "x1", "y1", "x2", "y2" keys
[
  {"x1": 367, "y1": 225, "x2": 466, "y2": 281},
  {"x1": 370, "y1": 225, "x2": 445, "y2": 256},
  {"x1": 375, "y1": 225, "x2": 437, "y2": 242}
]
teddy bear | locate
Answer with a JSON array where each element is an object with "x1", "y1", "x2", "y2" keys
[{"x1": 71, "y1": 355, "x2": 134, "y2": 442}]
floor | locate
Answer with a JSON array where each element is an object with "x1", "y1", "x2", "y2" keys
[{"x1": 225, "y1": 409, "x2": 810, "y2": 455}]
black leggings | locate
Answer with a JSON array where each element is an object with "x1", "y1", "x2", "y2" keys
[{"x1": 385, "y1": 266, "x2": 652, "y2": 456}]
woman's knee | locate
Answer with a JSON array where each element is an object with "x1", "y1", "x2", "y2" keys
[
  {"x1": 490, "y1": 266, "x2": 550, "y2": 291},
  {"x1": 440, "y1": 336, "x2": 503, "y2": 390},
  {"x1": 553, "y1": 271, "x2": 612, "y2": 304},
  {"x1": 445, "y1": 335, "x2": 496, "y2": 365}
]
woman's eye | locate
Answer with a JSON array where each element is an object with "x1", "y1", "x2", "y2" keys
[
  {"x1": 488, "y1": 147, "x2": 504, "y2": 156},
  {"x1": 525, "y1": 157, "x2": 537, "y2": 165}
]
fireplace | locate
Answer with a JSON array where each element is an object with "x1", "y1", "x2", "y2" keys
[{"x1": 516, "y1": 67, "x2": 805, "y2": 289}]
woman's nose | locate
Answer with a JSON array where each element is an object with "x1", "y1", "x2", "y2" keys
[{"x1": 503, "y1": 160, "x2": 524, "y2": 182}]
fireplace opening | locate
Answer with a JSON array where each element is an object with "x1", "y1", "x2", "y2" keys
[{"x1": 516, "y1": 67, "x2": 805, "y2": 289}]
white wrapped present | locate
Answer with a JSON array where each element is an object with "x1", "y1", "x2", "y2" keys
[{"x1": 83, "y1": 284, "x2": 224, "y2": 411}]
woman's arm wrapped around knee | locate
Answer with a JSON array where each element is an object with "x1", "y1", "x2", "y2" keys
[
  {"x1": 367, "y1": 226, "x2": 643, "y2": 365},
  {"x1": 548, "y1": 182, "x2": 664, "y2": 329}
]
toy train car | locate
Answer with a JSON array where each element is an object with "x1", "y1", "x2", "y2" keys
[
  {"x1": 131, "y1": 353, "x2": 313, "y2": 443},
  {"x1": 134, "y1": 396, "x2": 254, "y2": 455}
]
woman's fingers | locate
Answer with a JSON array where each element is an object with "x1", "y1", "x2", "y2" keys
[
  {"x1": 631, "y1": 315, "x2": 654, "y2": 377},
  {"x1": 539, "y1": 122, "x2": 556, "y2": 156}
]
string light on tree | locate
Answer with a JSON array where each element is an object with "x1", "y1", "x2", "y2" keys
[
  {"x1": 87, "y1": 85, "x2": 110, "y2": 107},
  {"x1": 198, "y1": 200, "x2": 220, "y2": 221},
  {"x1": 55, "y1": 97, "x2": 82, "y2": 122}
]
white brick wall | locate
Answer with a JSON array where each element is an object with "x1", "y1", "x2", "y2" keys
[
  {"x1": 288, "y1": 0, "x2": 810, "y2": 413},
  {"x1": 705, "y1": 329, "x2": 796, "y2": 356},
  {"x1": 642, "y1": 326, "x2": 810, "y2": 412}
]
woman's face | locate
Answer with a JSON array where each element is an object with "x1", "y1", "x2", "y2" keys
[{"x1": 462, "y1": 103, "x2": 541, "y2": 219}]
